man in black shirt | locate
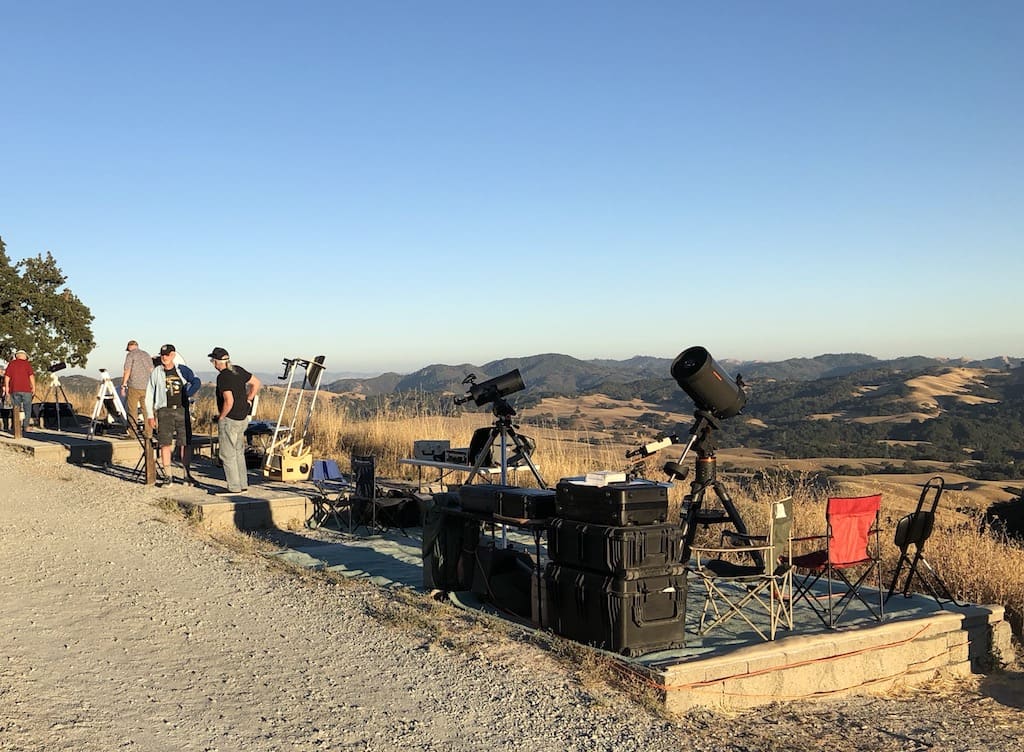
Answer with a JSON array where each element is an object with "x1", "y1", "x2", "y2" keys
[{"x1": 208, "y1": 346, "x2": 262, "y2": 495}]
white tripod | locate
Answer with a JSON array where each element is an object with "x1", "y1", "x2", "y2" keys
[{"x1": 88, "y1": 369, "x2": 130, "y2": 439}]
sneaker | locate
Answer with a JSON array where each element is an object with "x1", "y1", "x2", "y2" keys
[{"x1": 212, "y1": 489, "x2": 239, "y2": 497}]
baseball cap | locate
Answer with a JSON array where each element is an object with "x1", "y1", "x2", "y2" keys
[
  {"x1": 207, "y1": 346, "x2": 230, "y2": 361},
  {"x1": 15, "y1": 349, "x2": 27, "y2": 356},
  {"x1": 126, "y1": 340, "x2": 138, "y2": 351},
  {"x1": 159, "y1": 344, "x2": 176, "y2": 356}
]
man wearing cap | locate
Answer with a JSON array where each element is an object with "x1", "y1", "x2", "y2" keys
[
  {"x1": 4, "y1": 349, "x2": 36, "y2": 432},
  {"x1": 121, "y1": 340, "x2": 154, "y2": 437},
  {"x1": 208, "y1": 346, "x2": 261, "y2": 496},
  {"x1": 144, "y1": 344, "x2": 201, "y2": 485}
]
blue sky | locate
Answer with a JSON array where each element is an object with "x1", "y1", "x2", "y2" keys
[{"x1": 2, "y1": 1, "x2": 1021, "y2": 376}]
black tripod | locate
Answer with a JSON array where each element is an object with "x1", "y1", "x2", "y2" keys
[
  {"x1": 667, "y1": 409, "x2": 754, "y2": 565},
  {"x1": 464, "y1": 397, "x2": 546, "y2": 488},
  {"x1": 46, "y1": 372, "x2": 80, "y2": 431}
]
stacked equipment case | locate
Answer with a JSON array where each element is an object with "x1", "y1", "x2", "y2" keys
[{"x1": 545, "y1": 478, "x2": 687, "y2": 656}]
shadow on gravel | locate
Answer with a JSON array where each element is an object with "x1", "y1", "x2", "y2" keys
[{"x1": 979, "y1": 670, "x2": 1024, "y2": 709}]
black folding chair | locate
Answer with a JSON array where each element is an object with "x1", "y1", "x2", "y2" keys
[
  {"x1": 885, "y1": 476, "x2": 963, "y2": 608},
  {"x1": 351, "y1": 454, "x2": 416, "y2": 536}
]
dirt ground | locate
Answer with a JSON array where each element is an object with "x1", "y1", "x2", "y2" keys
[{"x1": 2, "y1": 446, "x2": 1023, "y2": 751}]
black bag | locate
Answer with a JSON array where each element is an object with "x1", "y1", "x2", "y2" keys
[{"x1": 422, "y1": 493, "x2": 481, "y2": 591}]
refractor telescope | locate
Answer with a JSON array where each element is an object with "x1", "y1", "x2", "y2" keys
[
  {"x1": 670, "y1": 346, "x2": 746, "y2": 419},
  {"x1": 454, "y1": 369, "x2": 525, "y2": 407}
]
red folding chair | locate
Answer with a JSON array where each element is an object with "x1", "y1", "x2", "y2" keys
[{"x1": 786, "y1": 493, "x2": 883, "y2": 628}]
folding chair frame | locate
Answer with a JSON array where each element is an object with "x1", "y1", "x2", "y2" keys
[
  {"x1": 789, "y1": 494, "x2": 884, "y2": 628},
  {"x1": 689, "y1": 497, "x2": 794, "y2": 641},
  {"x1": 348, "y1": 455, "x2": 416, "y2": 537},
  {"x1": 309, "y1": 459, "x2": 353, "y2": 533},
  {"x1": 885, "y1": 476, "x2": 963, "y2": 608}
]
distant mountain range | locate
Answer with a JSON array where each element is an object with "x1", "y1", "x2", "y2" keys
[{"x1": 320, "y1": 352, "x2": 1022, "y2": 399}]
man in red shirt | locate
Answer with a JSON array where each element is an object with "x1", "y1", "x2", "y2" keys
[{"x1": 4, "y1": 349, "x2": 36, "y2": 432}]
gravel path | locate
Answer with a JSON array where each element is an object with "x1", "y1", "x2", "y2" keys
[{"x1": 1, "y1": 447, "x2": 1021, "y2": 751}]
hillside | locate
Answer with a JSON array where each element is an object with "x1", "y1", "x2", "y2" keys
[{"x1": 57, "y1": 352, "x2": 1024, "y2": 481}]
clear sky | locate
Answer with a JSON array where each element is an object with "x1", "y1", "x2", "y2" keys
[{"x1": 2, "y1": 1, "x2": 1021, "y2": 377}]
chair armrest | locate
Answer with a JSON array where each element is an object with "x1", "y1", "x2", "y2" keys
[
  {"x1": 691, "y1": 542, "x2": 772, "y2": 557},
  {"x1": 722, "y1": 530, "x2": 767, "y2": 546},
  {"x1": 790, "y1": 534, "x2": 827, "y2": 543}
]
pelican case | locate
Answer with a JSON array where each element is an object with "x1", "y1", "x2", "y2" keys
[
  {"x1": 546, "y1": 563, "x2": 687, "y2": 656},
  {"x1": 554, "y1": 479, "x2": 670, "y2": 526},
  {"x1": 497, "y1": 487, "x2": 556, "y2": 520},
  {"x1": 459, "y1": 484, "x2": 556, "y2": 519},
  {"x1": 458, "y1": 483, "x2": 515, "y2": 514},
  {"x1": 547, "y1": 519, "x2": 684, "y2": 577}
]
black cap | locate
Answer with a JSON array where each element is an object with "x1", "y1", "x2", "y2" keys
[
  {"x1": 159, "y1": 344, "x2": 176, "y2": 356},
  {"x1": 207, "y1": 346, "x2": 230, "y2": 361}
]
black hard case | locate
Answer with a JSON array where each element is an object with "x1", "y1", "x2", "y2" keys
[
  {"x1": 547, "y1": 519, "x2": 683, "y2": 577},
  {"x1": 458, "y1": 484, "x2": 514, "y2": 514},
  {"x1": 546, "y1": 563, "x2": 687, "y2": 656},
  {"x1": 554, "y1": 479, "x2": 670, "y2": 526},
  {"x1": 497, "y1": 488, "x2": 556, "y2": 520},
  {"x1": 458, "y1": 484, "x2": 556, "y2": 519}
]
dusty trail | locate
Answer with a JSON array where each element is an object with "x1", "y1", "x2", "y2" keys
[{"x1": 0, "y1": 448, "x2": 1020, "y2": 751}]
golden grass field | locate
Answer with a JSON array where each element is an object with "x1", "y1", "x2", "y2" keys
[{"x1": 70, "y1": 382, "x2": 1024, "y2": 639}]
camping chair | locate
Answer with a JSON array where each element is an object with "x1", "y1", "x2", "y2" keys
[
  {"x1": 885, "y1": 476, "x2": 963, "y2": 608},
  {"x1": 688, "y1": 496, "x2": 794, "y2": 641},
  {"x1": 309, "y1": 459, "x2": 354, "y2": 532},
  {"x1": 786, "y1": 493, "x2": 884, "y2": 628},
  {"x1": 350, "y1": 454, "x2": 415, "y2": 536}
]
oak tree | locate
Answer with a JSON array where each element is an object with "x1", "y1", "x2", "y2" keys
[{"x1": 0, "y1": 235, "x2": 95, "y2": 370}]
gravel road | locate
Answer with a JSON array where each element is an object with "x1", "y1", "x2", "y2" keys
[{"x1": 1, "y1": 447, "x2": 1021, "y2": 751}]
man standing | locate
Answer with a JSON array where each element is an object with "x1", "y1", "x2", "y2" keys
[
  {"x1": 121, "y1": 340, "x2": 153, "y2": 436},
  {"x1": 4, "y1": 349, "x2": 36, "y2": 433},
  {"x1": 0, "y1": 359, "x2": 8, "y2": 432},
  {"x1": 208, "y1": 346, "x2": 261, "y2": 496},
  {"x1": 144, "y1": 344, "x2": 201, "y2": 485}
]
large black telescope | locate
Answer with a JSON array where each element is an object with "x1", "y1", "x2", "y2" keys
[
  {"x1": 454, "y1": 369, "x2": 525, "y2": 407},
  {"x1": 670, "y1": 346, "x2": 746, "y2": 419}
]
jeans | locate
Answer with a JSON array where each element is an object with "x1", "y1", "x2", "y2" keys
[
  {"x1": 11, "y1": 392, "x2": 33, "y2": 430},
  {"x1": 218, "y1": 416, "x2": 250, "y2": 492}
]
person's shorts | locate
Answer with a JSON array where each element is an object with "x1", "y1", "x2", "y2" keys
[{"x1": 155, "y1": 406, "x2": 187, "y2": 447}]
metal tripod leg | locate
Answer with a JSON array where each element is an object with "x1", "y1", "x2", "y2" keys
[{"x1": 680, "y1": 478, "x2": 756, "y2": 566}]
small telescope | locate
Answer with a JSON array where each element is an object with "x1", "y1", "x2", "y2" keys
[
  {"x1": 454, "y1": 369, "x2": 525, "y2": 407},
  {"x1": 670, "y1": 346, "x2": 746, "y2": 419},
  {"x1": 47, "y1": 362, "x2": 67, "y2": 373}
]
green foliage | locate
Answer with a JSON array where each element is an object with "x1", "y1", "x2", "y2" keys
[{"x1": 0, "y1": 236, "x2": 95, "y2": 368}]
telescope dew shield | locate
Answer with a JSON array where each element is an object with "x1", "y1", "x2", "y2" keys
[
  {"x1": 468, "y1": 368, "x2": 525, "y2": 407},
  {"x1": 671, "y1": 346, "x2": 746, "y2": 419}
]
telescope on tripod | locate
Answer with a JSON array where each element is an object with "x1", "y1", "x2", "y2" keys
[
  {"x1": 633, "y1": 346, "x2": 755, "y2": 563},
  {"x1": 455, "y1": 369, "x2": 545, "y2": 488}
]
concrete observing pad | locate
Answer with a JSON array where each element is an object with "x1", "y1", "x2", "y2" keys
[{"x1": 3, "y1": 423, "x2": 1014, "y2": 712}]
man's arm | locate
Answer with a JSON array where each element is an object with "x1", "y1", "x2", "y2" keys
[
  {"x1": 144, "y1": 372, "x2": 156, "y2": 420},
  {"x1": 218, "y1": 390, "x2": 235, "y2": 422},
  {"x1": 122, "y1": 357, "x2": 131, "y2": 392},
  {"x1": 246, "y1": 374, "x2": 262, "y2": 401}
]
